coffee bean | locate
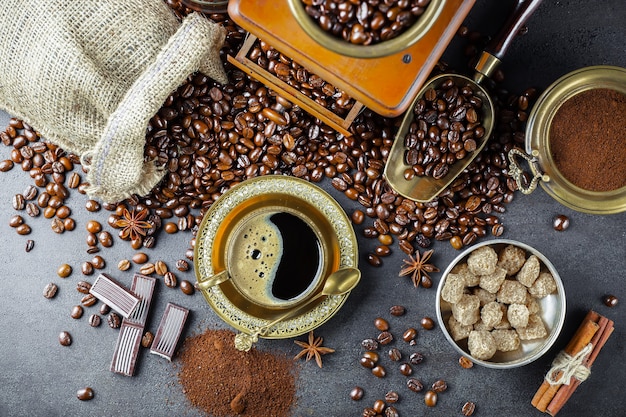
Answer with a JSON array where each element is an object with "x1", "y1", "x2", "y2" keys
[
  {"x1": 350, "y1": 386, "x2": 364, "y2": 401},
  {"x1": 0, "y1": 160, "x2": 13, "y2": 171},
  {"x1": 57, "y1": 264, "x2": 72, "y2": 278},
  {"x1": 76, "y1": 281, "x2": 92, "y2": 294},
  {"x1": 81, "y1": 261, "x2": 94, "y2": 276},
  {"x1": 374, "y1": 317, "x2": 389, "y2": 331},
  {"x1": 76, "y1": 387, "x2": 94, "y2": 401},
  {"x1": 385, "y1": 406, "x2": 399, "y2": 417},
  {"x1": 88, "y1": 314, "x2": 101, "y2": 327},
  {"x1": 12, "y1": 194, "x2": 25, "y2": 210},
  {"x1": 389, "y1": 305, "x2": 406, "y2": 316},
  {"x1": 431, "y1": 379, "x2": 448, "y2": 393},
  {"x1": 63, "y1": 218, "x2": 76, "y2": 231},
  {"x1": 402, "y1": 327, "x2": 417, "y2": 342},
  {"x1": 367, "y1": 253, "x2": 382, "y2": 267},
  {"x1": 459, "y1": 356, "x2": 474, "y2": 369},
  {"x1": 388, "y1": 348, "x2": 402, "y2": 362},
  {"x1": 99, "y1": 304, "x2": 111, "y2": 315},
  {"x1": 141, "y1": 331, "x2": 154, "y2": 348},
  {"x1": 372, "y1": 399, "x2": 385, "y2": 414},
  {"x1": 81, "y1": 294, "x2": 97, "y2": 307},
  {"x1": 9, "y1": 214, "x2": 24, "y2": 227},
  {"x1": 132, "y1": 252, "x2": 148, "y2": 264},
  {"x1": 85, "y1": 220, "x2": 102, "y2": 234},
  {"x1": 361, "y1": 338, "x2": 379, "y2": 351},
  {"x1": 155, "y1": 260, "x2": 168, "y2": 276},
  {"x1": 59, "y1": 331, "x2": 72, "y2": 346},
  {"x1": 16, "y1": 223, "x2": 31, "y2": 235},
  {"x1": 98, "y1": 231, "x2": 113, "y2": 247},
  {"x1": 139, "y1": 263, "x2": 155, "y2": 275},
  {"x1": 603, "y1": 294, "x2": 618, "y2": 307},
  {"x1": 407, "y1": 378, "x2": 424, "y2": 393},
  {"x1": 25, "y1": 239, "x2": 35, "y2": 252},
  {"x1": 352, "y1": 209, "x2": 365, "y2": 225},
  {"x1": 43, "y1": 282, "x2": 58, "y2": 299},
  {"x1": 360, "y1": 357, "x2": 376, "y2": 369},
  {"x1": 175, "y1": 259, "x2": 190, "y2": 272},
  {"x1": 462, "y1": 401, "x2": 476, "y2": 416},
  {"x1": 371, "y1": 365, "x2": 386, "y2": 378},
  {"x1": 409, "y1": 352, "x2": 424, "y2": 365},
  {"x1": 399, "y1": 363, "x2": 413, "y2": 376},
  {"x1": 108, "y1": 312, "x2": 122, "y2": 328},
  {"x1": 91, "y1": 255, "x2": 105, "y2": 269},
  {"x1": 424, "y1": 390, "x2": 438, "y2": 407},
  {"x1": 162, "y1": 271, "x2": 177, "y2": 288},
  {"x1": 553, "y1": 214, "x2": 570, "y2": 231},
  {"x1": 384, "y1": 391, "x2": 399, "y2": 404},
  {"x1": 180, "y1": 279, "x2": 194, "y2": 295},
  {"x1": 420, "y1": 316, "x2": 435, "y2": 330},
  {"x1": 377, "y1": 331, "x2": 393, "y2": 345},
  {"x1": 70, "y1": 305, "x2": 84, "y2": 319}
]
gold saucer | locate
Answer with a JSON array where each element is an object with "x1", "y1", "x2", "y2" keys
[{"x1": 194, "y1": 175, "x2": 358, "y2": 339}]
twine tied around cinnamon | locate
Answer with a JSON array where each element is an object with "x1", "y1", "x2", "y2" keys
[{"x1": 545, "y1": 343, "x2": 593, "y2": 386}]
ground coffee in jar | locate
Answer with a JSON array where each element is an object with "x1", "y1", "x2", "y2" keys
[{"x1": 549, "y1": 88, "x2": 626, "y2": 192}]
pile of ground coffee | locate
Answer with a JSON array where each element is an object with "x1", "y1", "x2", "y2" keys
[{"x1": 177, "y1": 329, "x2": 297, "y2": 417}]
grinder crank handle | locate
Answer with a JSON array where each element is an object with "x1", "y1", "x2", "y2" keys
[{"x1": 474, "y1": 0, "x2": 544, "y2": 83}]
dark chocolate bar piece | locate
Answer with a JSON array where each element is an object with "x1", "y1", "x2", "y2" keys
[
  {"x1": 110, "y1": 322, "x2": 143, "y2": 376},
  {"x1": 89, "y1": 274, "x2": 139, "y2": 319},
  {"x1": 150, "y1": 303, "x2": 189, "y2": 361},
  {"x1": 109, "y1": 274, "x2": 158, "y2": 376},
  {"x1": 125, "y1": 274, "x2": 156, "y2": 327}
]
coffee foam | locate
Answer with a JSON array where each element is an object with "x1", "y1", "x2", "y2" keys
[{"x1": 228, "y1": 212, "x2": 284, "y2": 305}]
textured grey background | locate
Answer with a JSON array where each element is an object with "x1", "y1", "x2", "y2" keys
[{"x1": 0, "y1": 1, "x2": 625, "y2": 416}]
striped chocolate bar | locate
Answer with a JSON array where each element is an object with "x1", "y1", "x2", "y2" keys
[
  {"x1": 150, "y1": 303, "x2": 189, "y2": 361},
  {"x1": 110, "y1": 274, "x2": 157, "y2": 376},
  {"x1": 89, "y1": 274, "x2": 140, "y2": 319}
]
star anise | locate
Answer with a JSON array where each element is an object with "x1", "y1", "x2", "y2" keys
[
  {"x1": 399, "y1": 249, "x2": 439, "y2": 288},
  {"x1": 293, "y1": 330, "x2": 335, "y2": 368},
  {"x1": 113, "y1": 208, "x2": 152, "y2": 241}
]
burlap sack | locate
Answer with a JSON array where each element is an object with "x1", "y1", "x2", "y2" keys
[{"x1": 0, "y1": 0, "x2": 227, "y2": 202}]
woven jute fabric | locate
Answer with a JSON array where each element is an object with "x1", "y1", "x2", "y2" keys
[{"x1": 0, "y1": 0, "x2": 227, "y2": 202}]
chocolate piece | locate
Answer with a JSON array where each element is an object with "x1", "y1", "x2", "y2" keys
[
  {"x1": 110, "y1": 274, "x2": 157, "y2": 376},
  {"x1": 110, "y1": 322, "x2": 143, "y2": 376},
  {"x1": 89, "y1": 274, "x2": 139, "y2": 319},
  {"x1": 150, "y1": 303, "x2": 189, "y2": 361},
  {"x1": 125, "y1": 274, "x2": 156, "y2": 327}
]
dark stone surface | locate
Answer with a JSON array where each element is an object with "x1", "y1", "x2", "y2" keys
[{"x1": 0, "y1": 1, "x2": 624, "y2": 416}]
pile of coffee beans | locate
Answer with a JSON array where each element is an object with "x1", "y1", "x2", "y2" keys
[
  {"x1": 302, "y1": 0, "x2": 433, "y2": 45},
  {"x1": 403, "y1": 78, "x2": 486, "y2": 180},
  {"x1": 248, "y1": 38, "x2": 356, "y2": 117}
]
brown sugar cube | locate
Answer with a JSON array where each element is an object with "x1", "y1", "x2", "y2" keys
[
  {"x1": 497, "y1": 245, "x2": 527, "y2": 275},
  {"x1": 491, "y1": 329, "x2": 520, "y2": 352},
  {"x1": 467, "y1": 246, "x2": 498, "y2": 276},
  {"x1": 497, "y1": 280, "x2": 528, "y2": 304},
  {"x1": 507, "y1": 303, "x2": 530, "y2": 328},
  {"x1": 451, "y1": 294, "x2": 480, "y2": 326},
  {"x1": 525, "y1": 293, "x2": 541, "y2": 315},
  {"x1": 473, "y1": 320, "x2": 494, "y2": 332},
  {"x1": 516, "y1": 255, "x2": 540, "y2": 287},
  {"x1": 478, "y1": 266, "x2": 507, "y2": 294},
  {"x1": 441, "y1": 273, "x2": 466, "y2": 304},
  {"x1": 451, "y1": 262, "x2": 480, "y2": 287},
  {"x1": 516, "y1": 314, "x2": 547, "y2": 340},
  {"x1": 494, "y1": 304, "x2": 511, "y2": 330},
  {"x1": 480, "y1": 301, "x2": 504, "y2": 328},
  {"x1": 448, "y1": 315, "x2": 473, "y2": 341},
  {"x1": 468, "y1": 330, "x2": 497, "y2": 360},
  {"x1": 528, "y1": 272, "x2": 557, "y2": 298},
  {"x1": 472, "y1": 287, "x2": 497, "y2": 306}
]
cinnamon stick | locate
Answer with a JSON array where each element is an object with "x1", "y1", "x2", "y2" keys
[
  {"x1": 546, "y1": 317, "x2": 614, "y2": 416},
  {"x1": 531, "y1": 314, "x2": 599, "y2": 411}
]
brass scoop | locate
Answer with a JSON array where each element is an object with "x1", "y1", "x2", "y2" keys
[
  {"x1": 233, "y1": 267, "x2": 361, "y2": 352},
  {"x1": 384, "y1": 0, "x2": 543, "y2": 202}
]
